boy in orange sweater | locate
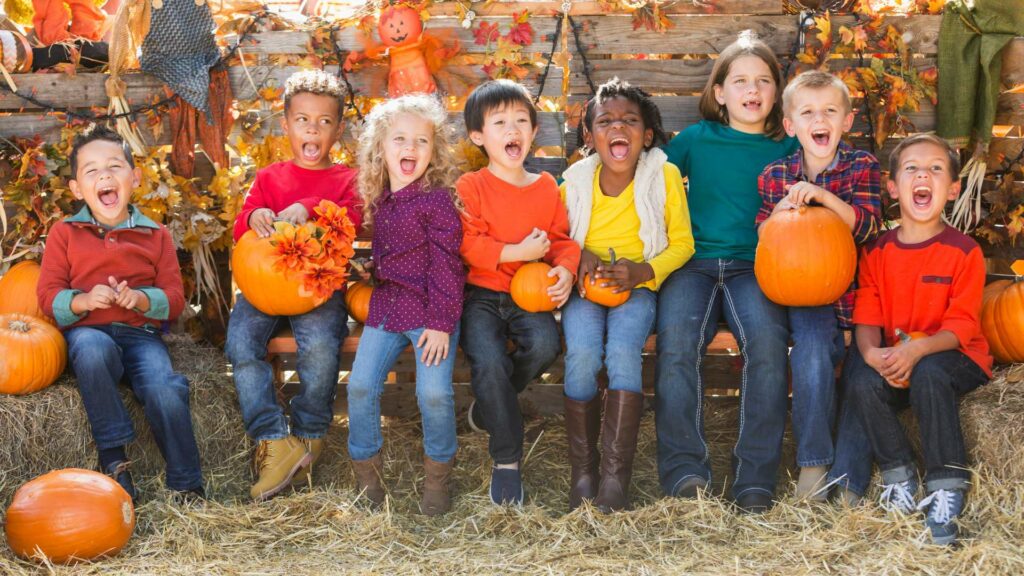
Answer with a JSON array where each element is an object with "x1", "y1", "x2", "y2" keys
[
  {"x1": 457, "y1": 80, "x2": 581, "y2": 505},
  {"x1": 843, "y1": 134, "x2": 991, "y2": 545}
]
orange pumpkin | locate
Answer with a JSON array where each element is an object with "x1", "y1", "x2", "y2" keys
[
  {"x1": 232, "y1": 228, "x2": 328, "y2": 316},
  {"x1": 345, "y1": 281, "x2": 374, "y2": 324},
  {"x1": 981, "y1": 277, "x2": 1024, "y2": 364},
  {"x1": 0, "y1": 260, "x2": 53, "y2": 323},
  {"x1": 754, "y1": 206, "x2": 857, "y2": 307},
  {"x1": 0, "y1": 314, "x2": 66, "y2": 395},
  {"x1": 583, "y1": 273, "x2": 630, "y2": 308},
  {"x1": 378, "y1": 4, "x2": 424, "y2": 49},
  {"x1": 5, "y1": 468, "x2": 135, "y2": 563},
  {"x1": 888, "y1": 329, "x2": 929, "y2": 389},
  {"x1": 510, "y1": 262, "x2": 557, "y2": 313}
]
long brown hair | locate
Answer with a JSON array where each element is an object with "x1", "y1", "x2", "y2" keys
[{"x1": 698, "y1": 30, "x2": 786, "y2": 140}]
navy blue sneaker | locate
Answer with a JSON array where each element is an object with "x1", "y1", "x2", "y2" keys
[
  {"x1": 918, "y1": 488, "x2": 965, "y2": 545},
  {"x1": 489, "y1": 466, "x2": 524, "y2": 506},
  {"x1": 878, "y1": 477, "x2": 919, "y2": 514},
  {"x1": 105, "y1": 461, "x2": 137, "y2": 504}
]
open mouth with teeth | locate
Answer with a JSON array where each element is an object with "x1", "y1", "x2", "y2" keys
[
  {"x1": 504, "y1": 139, "x2": 523, "y2": 160},
  {"x1": 399, "y1": 156, "x2": 418, "y2": 176},
  {"x1": 743, "y1": 98, "x2": 762, "y2": 113},
  {"x1": 301, "y1": 142, "x2": 323, "y2": 163},
  {"x1": 608, "y1": 137, "x2": 631, "y2": 161},
  {"x1": 96, "y1": 185, "x2": 120, "y2": 208},
  {"x1": 912, "y1": 185, "x2": 933, "y2": 209},
  {"x1": 811, "y1": 129, "x2": 830, "y2": 147}
]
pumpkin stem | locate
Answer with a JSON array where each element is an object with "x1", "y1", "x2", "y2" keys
[{"x1": 7, "y1": 319, "x2": 31, "y2": 333}]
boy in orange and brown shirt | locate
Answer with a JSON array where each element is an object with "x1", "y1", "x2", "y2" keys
[
  {"x1": 841, "y1": 134, "x2": 991, "y2": 546},
  {"x1": 457, "y1": 80, "x2": 581, "y2": 505}
]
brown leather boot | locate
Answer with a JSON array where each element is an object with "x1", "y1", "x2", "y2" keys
[
  {"x1": 593, "y1": 390, "x2": 644, "y2": 513},
  {"x1": 564, "y1": 395, "x2": 601, "y2": 511},
  {"x1": 351, "y1": 453, "x2": 386, "y2": 508},
  {"x1": 419, "y1": 456, "x2": 454, "y2": 516}
]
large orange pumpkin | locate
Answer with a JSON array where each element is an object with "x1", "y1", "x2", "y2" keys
[
  {"x1": 981, "y1": 277, "x2": 1024, "y2": 364},
  {"x1": 582, "y1": 273, "x2": 630, "y2": 308},
  {"x1": 345, "y1": 281, "x2": 374, "y2": 324},
  {"x1": 0, "y1": 260, "x2": 53, "y2": 323},
  {"x1": 755, "y1": 205, "x2": 857, "y2": 306},
  {"x1": 5, "y1": 468, "x2": 135, "y2": 563},
  {"x1": 0, "y1": 313, "x2": 66, "y2": 395},
  {"x1": 232, "y1": 228, "x2": 328, "y2": 316},
  {"x1": 510, "y1": 262, "x2": 557, "y2": 313}
]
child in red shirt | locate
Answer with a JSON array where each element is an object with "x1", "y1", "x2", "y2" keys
[
  {"x1": 225, "y1": 70, "x2": 362, "y2": 502},
  {"x1": 37, "y1": 127, "x2": 203, "y2": 503},
  {"x1": 842, "y1": 134, "x2": 991, "y2": 546}
]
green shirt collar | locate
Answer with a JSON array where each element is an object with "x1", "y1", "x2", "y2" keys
[{"x1": 65, "y1": 204, "x2": 159, "y2": 230}]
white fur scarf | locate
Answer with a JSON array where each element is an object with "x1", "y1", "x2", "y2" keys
[{"x1": 561, "y1": 147, "x2": 669, "y2": 261}]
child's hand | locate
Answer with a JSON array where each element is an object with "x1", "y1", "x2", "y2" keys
[
  {"x1": 547, "y1": 265, "x2": 574, "y2": 308},
  {"x1": 516, "y1": 228, "x2": 551, "y2": 261},
  {"x1": 350, "y1": 258, "x2": 375, "y2": 282},
  {"x1": 416, "y1": 329, "x2": 450, "y2": 367},
  {"x1": 249, "y1": 208, "x2": 276, "y2": 238},
  {"x1": 277, "y1": 203, "x2": 310, "y2": 226},
  {"x1": 80, "y1": 283, "x2": 118, "y2": 311},
  {"x1": 107, "y1": 277, "x2": 149, "y2": 312},
  {"x1": 862, "y1": 346, "x2": 890, "y2": 374},
  {"x1": 576, "y1": 250, "x2": 603, "y2": 296},
  {"x1": 595, "y1": 258, "x2": 654, "y2": 293},
  {"x1": 880, "y1": 340, "x2": 924, "y2": 385},
  {"x1": 784, "y1": 182, "x2": 828, "y2": 207}
]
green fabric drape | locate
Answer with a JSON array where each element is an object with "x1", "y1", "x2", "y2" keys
[{"x1": 937, "y1": 0, "x2": 1024, "y2": 149}]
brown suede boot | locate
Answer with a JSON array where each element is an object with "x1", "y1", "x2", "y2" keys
[
  {"x1": 564, "y1": 395, "x2": 601, "y2": 511},
  {"x1": 593, "y1": 390, "x2": 644, "y2": 513},
  {"x1": 352, "y1": 453, "x2": 386, "y2": 508},
  {"x1": 419, "y1": 456, "x2": 454, "y2": 516},
  {"x1": 291, "y1": 437, "x2": 324, "y2": 489}
]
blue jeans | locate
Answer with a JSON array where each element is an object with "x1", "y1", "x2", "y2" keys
[
  {"x1": 562, "y1": 288, "x2": 657, "y2": 402},
  {"x1": 460, "y1": 286, "x2": 561, "y2": 464},
  {"x1": 788, "y1": 306, "x2": 845, "y2": 467},
  {"x1": 347, "y1": 325, "x2": 459, "y2": 462},
  {"x1": 225, "y1": 292, "x2": 348, "y2": 441},
  {"x1": 828, "y1": 350, "x2": 875, "y2": 497},
  {"x1": 654, "y1": 259, "x2": 790, "y2": 499},
  {"x1": 66, "y1": 324, "x2": 203, "y2": 491}
]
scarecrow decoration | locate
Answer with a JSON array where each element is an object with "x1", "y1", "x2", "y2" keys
[{"x1": 343, "y1": 0, "x2": 459, "y2": 98}]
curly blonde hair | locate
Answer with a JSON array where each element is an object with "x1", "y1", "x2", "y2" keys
[
  {"x1": 356, "y1": 94, "x2": 462, "y2": 225},
  {"x1": 283, "y1": 69, "x2": 347, "y2": 115}
]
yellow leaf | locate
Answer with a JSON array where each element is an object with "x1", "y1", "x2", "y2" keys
[
  {"x1": 814, "y1": 13, "x2": 831, "y2": 45},
  {"x1": 839, "y1": 26, "x2": 854, "y2": 47},
  {"x1": 1011, "y1": 260, "x2": 1024, "y2": 276}
]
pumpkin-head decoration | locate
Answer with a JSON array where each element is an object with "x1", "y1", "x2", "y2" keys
[
  {"x1": 5, "y1": 468, "x2": 135, "y2": 563},
  {"x1": 510, "y1": 262, "x2": 557, "y2": 313},
  {"x1": 980, "y1": 260, "x2": 1024, "y2": 364},
  {"x1": 887, "y1": 328, "x2": 929, "y2": 389},
  {"x1": 378, "y1": 4, "x2": 423, "y2": 49},
  {"x1": 0, "y1": 260, "x2": 53, "y2": 323},
  {"x1": 754, "y1": 205, "x2": 857, "y2": 306},
  {"x1": 345, "y1": 281, "x2": 374, "y2": 324},
  {"x1": 0, "y1": 314, "x2": 66, "y2": 395}
]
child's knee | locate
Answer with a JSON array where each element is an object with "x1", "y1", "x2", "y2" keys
[
  {"x1": 416, "y1": 385, "x2": 454, "y2": 414},
  {"x1": 68, "y1": 329, "x2": 118, "y2": 369}
]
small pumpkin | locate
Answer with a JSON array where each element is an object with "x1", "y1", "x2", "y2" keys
[
  {"x1": 232, "y1": 225, "x2": 328, "y2": 317},
  {"x1": 5, "y1": 468, "x2": 135, "y2": 563},
  {"x1": 583, "y1": 274, "x2": 630, "y2": 308},
  {"x1": 345, "y1": 281, "x2": 374, "y2": 324},
  {"x1": 888, "y1": 328, "x2": 929, "y2": 389},
  {"x1": 980, "y1": 264, "x2": 1024, "y2": 364},
  {"x1": 0, "y1": 260, "x2": 53, "y2": 323},
  {"x1": 754, "y1": 205, "x2": 857, "y2": 307},
  {"x1": 0, "y1": 314, "x2": 66, "y2": 395},
  {"x1": 510, "y1": 262, "x2": 557, "y2": 313}
]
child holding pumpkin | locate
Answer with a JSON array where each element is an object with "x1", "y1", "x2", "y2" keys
[
  {"x1": 346, "y1": 94, "x2": 464, "y2": 516},
  {"x1": 225, "y1": 70, "x2": 362, "y2": 502},
  {"x1": 840, "y1": 134, "x2": 991, "y2": 546},
  {"x1": 656, "y1": 31, "x2": 798, "y2": 514},
  {"x1": 755, "y1": 71, "x2": 882, "y2": 501},
  {"x1": 457, "y1": 79, "x2": 581, "y2": 505},
  {"x1": 558, "y1": 78, "x2": 694, "y2": 512},
  {"x1": 36, "y1": 126, "x2": 203, "y2": 503}
]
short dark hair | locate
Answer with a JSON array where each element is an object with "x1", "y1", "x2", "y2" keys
[
  {"x1": 888, "y1": 133, "x2": 961, "y2": 176},
  {"x1": 463, "y1": 79, "x2": 537, "y2": 135},
  {"x1": 69, "y1": 126, "x2": 134, "y2": 178},
  {"x1": 576, "y1": 77, "x2": 668, "y2": 155}
]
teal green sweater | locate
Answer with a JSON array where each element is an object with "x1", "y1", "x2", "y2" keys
[{"x1": 663, "y1": 120, "x2": 798, "y2": 261}]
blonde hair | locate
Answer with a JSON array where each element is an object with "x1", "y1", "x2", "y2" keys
[
  {"x1": 782, "y1": 70, "x2": 852, "y2": 114},
  {"x1": 699, "y1": 30, "x2": 786, "y2": 140},
  {"x1": 283, "y1": 69, "x2": 347, "y2": 114},
  {"x1": 356, "y1": 94, "x2": 462, "y2": 225}
]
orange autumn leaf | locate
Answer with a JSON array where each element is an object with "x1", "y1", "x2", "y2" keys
[
  {"x1": 302, "y1": 257, "x2": 349, "y2": 300},
  {"x1": 314, "y1": 200, "x2": 357, "y2": 244}
]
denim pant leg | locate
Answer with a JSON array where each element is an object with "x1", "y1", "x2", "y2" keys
[
  {"x1": 118, "y1": 326, "x2": 204, "y2": 491},
  {"x1": 908, "y1": 350, "x2": 987, "y2": 491},
  {"x1": 844, "y1": 343, "x2": 916, "y2": 476},
  {"x1": 410, "y1": 326, "x2": 460, "y2": 463},
  {"x1": 226, "y1": 293, "x2": 288, "y2": 441},
  {"x1": 605, "y1": 288, "x2": 657, "y2": 395},
  {"x1": 828, "y1": 344, "x2": 875, "y2": 497},
  {"x1": 562, "y1": 292, "x2": 608, "y2": 403},
  {"x1": 654, "y1": 260, "x2": 723, "y2": 495},
  {"x1": 720, "y1": 260, "x2": 790, "y2": 499},
  {"x1": 788, "y1": 305, "x2": 841, "y2": 467},
  {"x1": 346, "y1": 325, "x2": 409, "y2": 461},
  {"x1": 506, "y1": 299, "x2": 561, "y2": 394},
  {"x1": 289, "y1": 291, "x2": 347, "y2": 439},
  {"x1": 66, "y1": 326, "x2": 136, "y2": 449}
]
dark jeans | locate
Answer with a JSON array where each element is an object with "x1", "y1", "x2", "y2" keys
[
  {"x1": 827, "y1": 346, "x2": 875, "y2": 496},
  {"x1": 845, "y1": 343, "x2": 987, "y2": 491},
  {"x1": 654, "y1": 258, "x2": 790, "y2": 499},
  {"x1": 66, "y1": 324, "x2": 203, "y2": 491},
  {"x1": 460, "y1": 286, "x2": 561, "y2": 464}
]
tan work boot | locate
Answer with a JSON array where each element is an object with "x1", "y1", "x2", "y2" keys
[
  {"x1": 419, "y1": 457, "x2": 454, "y2": 517},
  {"x1": 251, "y1": 436, "x2": 313, "y2": 502},
  {"x1": 795, "y1": 465, "x2": 829, "y2": 502},
  {"x1": 352, "y1": 453, "x2": 386, "y2": 508},
  {"x1": 291, "y1": 437, "x2": 324, "y2": 488}
]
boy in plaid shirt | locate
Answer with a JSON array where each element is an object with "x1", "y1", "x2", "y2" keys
[{"x1": 756, "y1": 71, "x2": 881, "y2": 501}]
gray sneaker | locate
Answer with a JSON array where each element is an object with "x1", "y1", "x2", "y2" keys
[
  {"x1": 918, "y1": 488, "x2": 965, "y2": 546},
  {"x1": 878, "y1": 478, "x2": 919, "y2": 514}
]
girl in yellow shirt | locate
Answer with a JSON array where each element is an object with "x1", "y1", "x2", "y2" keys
[{"x1": 559, "y1": 78, "x2": 694, "y2": 512}]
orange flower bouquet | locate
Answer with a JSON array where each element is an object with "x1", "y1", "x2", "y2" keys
[{"x1": 232, "y1": 200, "x2": 357, "y2": 316}]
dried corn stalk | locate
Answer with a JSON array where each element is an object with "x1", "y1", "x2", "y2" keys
[{"x1": 950, "y1": 154, "x2": 986, "y2": 232}]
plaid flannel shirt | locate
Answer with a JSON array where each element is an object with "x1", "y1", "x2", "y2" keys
[{"x1": 756, "y1": 142, "x2": 882, "y2": 327}]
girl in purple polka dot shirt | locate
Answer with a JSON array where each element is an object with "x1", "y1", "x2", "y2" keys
[{"x1": 346, "y1": 94, "x2": 465, "y2": 516}]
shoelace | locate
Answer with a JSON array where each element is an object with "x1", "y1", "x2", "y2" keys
[
  {"x1": 917, "y1": 489, "x2": 955, "y2": 524},
  {"x1": 879, "y1": 481, "x2": 916, "y2": 511}
]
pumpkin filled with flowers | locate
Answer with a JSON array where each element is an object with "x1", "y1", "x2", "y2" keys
[{"x1": 232, "y1": 200, "x2": 357, "y2": 316}]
